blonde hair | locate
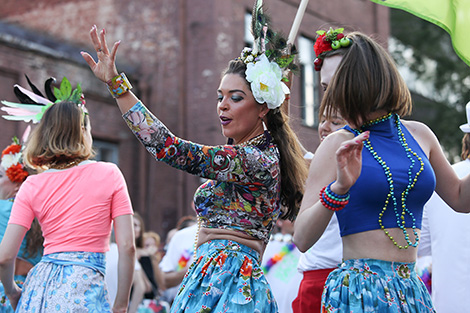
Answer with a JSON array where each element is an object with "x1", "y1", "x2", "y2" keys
[
  {"x1": 144, "y1": 231, "x2": 161, "y2": 247},
  {"x1": 321, "y1": 32, "x2": 412, "y2": 127},
  {"x1": 24, "y1": 101, "x2": 93, "y2": 169}
]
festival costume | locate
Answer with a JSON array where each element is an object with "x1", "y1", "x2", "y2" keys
[
  {"x1": 123, "y1": 102, "x2": 280, "y2": 312},
  {"x1": 8, "y1": 161, "x2": 133, "y2": 312},
  {"x1": 321, "y1": 114, "x2": 436, "y2": 312}
]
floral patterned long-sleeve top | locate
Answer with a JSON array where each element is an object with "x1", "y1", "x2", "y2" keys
[{"x1": 123, "y1": 102, "x2": 282, "y2": 243}]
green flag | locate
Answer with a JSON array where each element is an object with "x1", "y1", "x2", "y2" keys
[{"x1": 370, "y1": 0, "x2": 470, "y2": 67}]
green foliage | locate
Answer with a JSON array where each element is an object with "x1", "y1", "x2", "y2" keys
[{"x1": 390, "y1": 10, "x2": 470, "y2": 161}]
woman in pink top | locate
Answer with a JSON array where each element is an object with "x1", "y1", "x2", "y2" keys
[{"x1": 0, "y1": 100, "x2": 135, "y2": 313}]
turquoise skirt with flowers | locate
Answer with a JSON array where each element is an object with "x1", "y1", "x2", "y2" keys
[
  {"x1": 15, "y1": 252, "x2": 111, "y2": 313},
  {"x1": 171, "y1": 239, "x2": 278, "y2": 313},
  {"x1": 321, "y1": 258, "x2": 435, "y2": 313}
]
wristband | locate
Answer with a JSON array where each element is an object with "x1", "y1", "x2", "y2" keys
[{"x1": 107, "y1": 73, "x2": 132, "y2": 98}]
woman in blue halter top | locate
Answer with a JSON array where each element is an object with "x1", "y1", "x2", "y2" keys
[{"x1": 294, "y1": 31, "x2": 470, "y2": 312}]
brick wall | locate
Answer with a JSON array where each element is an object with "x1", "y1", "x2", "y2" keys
[{"x1": 0, "y1": 0, "x2": 388, "y2": 240}]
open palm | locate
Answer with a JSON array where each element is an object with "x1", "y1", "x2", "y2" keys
[{"x1": 81, "y1": 25, "x2": 120, "y2": 83}]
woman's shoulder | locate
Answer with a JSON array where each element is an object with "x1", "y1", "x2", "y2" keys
[
  {"x1": 401, "y1": 119, "x2": 437, "y2": 142},
  {"x1": 320, "y1": 129, "x2": 354, "y2": 150},
  {"x1": 401, "y1": 119, "x2": 438, "y2": 156}
]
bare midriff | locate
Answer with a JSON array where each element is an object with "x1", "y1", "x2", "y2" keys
[
  {"x1": 342, "y1": 228, "x2": 421, "y2": 263},
  {"x1": 197, "y1": 227, "x2": 266, "y2": 257}
]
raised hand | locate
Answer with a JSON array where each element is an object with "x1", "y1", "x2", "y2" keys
[
  {"x1": 81, "y1": 25, "x2": 120, "y2": 83},
  {"x1": 331, "y1": 131, "x2": 370, "y2": 195}
]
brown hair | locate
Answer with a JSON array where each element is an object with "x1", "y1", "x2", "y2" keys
[
  {"x1": 24, "y1": 218, "x2": 44, "y2": 258},
  {"x1": 461, "y1": 133, "x2": 470, "y2": 160},
  {"x1": 133, "y1": 212, "x2": 146, "y2": 249},
  {"x1": 24, "y1": 101, "x2": 93, "y2": 169},
  {"x1": 223, "y1": 60, "x2": 308, "y2": 220},
  {"x1": 320, "y1": 32, "x2": 412, "y2": 127}
]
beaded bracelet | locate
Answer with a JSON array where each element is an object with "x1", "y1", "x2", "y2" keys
[
  {"x1": 319, "y1": 182, "x2": 350, "y2": 211},
  {"x1": 106, "y1": 73, "x2": 132, "y2": 98}
]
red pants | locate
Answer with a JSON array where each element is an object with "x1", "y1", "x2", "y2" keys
[{"x1": 292, "y1": 268, "x2": 336, "y2": 313}]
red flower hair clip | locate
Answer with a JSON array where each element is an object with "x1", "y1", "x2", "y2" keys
[
  {"x1": 1, "y1": 137, "x2": 29, "y2": 183},
  {"x1": 313, "y1": 27, "x2": 351, "y2": 71}
]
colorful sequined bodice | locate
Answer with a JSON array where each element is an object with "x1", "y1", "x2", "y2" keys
[
  {"x1": 123, "y1": 102, "x2": 282, "y2": 243},
  {"x1": 337, "y1": 114, "x2": 436, "y2": 237}
]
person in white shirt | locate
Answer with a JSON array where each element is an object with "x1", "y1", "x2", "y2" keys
[
  {"x1": 418, "y1": 102, "x2": 470, "y2": 313},
  {"x1": 159, "y1": 223, "x2": 198, "y2": 304},
  {"x1": 262, "y1": 220, "x2": 302, "y2": 313}
]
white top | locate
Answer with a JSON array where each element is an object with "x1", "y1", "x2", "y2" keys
[
  {"x1": 262, "y1": 235, "x2": 302, "y2": 313},
  {"x1": 105, "y1": 242, "x2": 142, "y2": 306},
  {"x1": 159, "y1": 224, "x2": 198, "y2": 302},
  {"x1": 419, "y1": 159, "x2": 470, "y2": 313},
  {"x1": 297, "y1": 214, "x2": 342, "y2": 272}
]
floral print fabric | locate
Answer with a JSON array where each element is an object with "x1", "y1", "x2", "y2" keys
[
  {"x1": 322, "y1": 258, "x2": 435, "y2": 313},
  {"x1": 171, "y1": 240, "x2": 278, "y2": 313},
  {"x1": 123, "y1": 102, "x2": 282, "y2": 243},
  {"x1": 15, "y1": 252, "x2": 111, "y2": 313}
]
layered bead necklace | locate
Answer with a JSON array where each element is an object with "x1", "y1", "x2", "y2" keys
[{"x1": 353, "y1": 113, "x2": 424, "y2": 249}]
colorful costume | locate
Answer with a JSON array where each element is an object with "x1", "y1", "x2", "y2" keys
[
  {"x1": 8, "y1": 161, "x2": 133, "y2": 312},
  {"x1": 322, "y1": 114, "x2": 436, "y2": 312},
  {"x1": 124, "y1": 102, "x2": 280, "y2": 312}
]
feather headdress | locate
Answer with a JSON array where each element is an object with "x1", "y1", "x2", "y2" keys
[
  {"x1": 249, "y1": 0, "x2": 298, "y2": 73},
  {"x1": 1, "y1": 76, "x2": 85, "y2": 124},
  {"x1": 239, "y1": 0, "x2": 299, "y2": 110}
]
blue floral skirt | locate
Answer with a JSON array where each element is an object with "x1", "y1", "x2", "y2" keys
[
  {"x1": 16, "y1": 252, "x2": 111, "y2": 313},
  {"x1": 321, "y1": 258, "x2": 435, "y2": 313},
  {"x1": 170, "y1": 239, "x2": 278, "y2": 313}
]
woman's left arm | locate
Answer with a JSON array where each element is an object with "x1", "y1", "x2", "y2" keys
[
  {"x1": 0, "y1": 224, "x2": 28, "y2": 310},
  {"x1": 406, "y1": 120, "x2": 470, "y2": 212}
]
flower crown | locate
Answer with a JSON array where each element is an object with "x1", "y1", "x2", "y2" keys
[
  {"x1": 313, "y1": 27, "x2": 352, "y2": 71},
  {"x1": 1, "y1": 76, "x2": 85, "y2": 124},
  {"x1": 237, "y1": 0, "x2": 298, "y2": 110},
  {"x1": 1, "y1": 137, "x2": 28, "y2": 183}
]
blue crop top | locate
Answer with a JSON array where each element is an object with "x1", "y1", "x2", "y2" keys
[{"x1": 336, "y1": 114, "x2": 436, "y2": 237}]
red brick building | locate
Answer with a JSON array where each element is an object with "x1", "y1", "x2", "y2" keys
[{"x1": 0, "y1": 0, "x2": 388, "y2": 239}]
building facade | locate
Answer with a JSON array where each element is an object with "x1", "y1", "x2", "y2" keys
[{"x1": 0, "y1": 0, "x2": 388, "y2": 238}]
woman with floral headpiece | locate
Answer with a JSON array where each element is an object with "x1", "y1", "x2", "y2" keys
[
  {"x1": 293, "y1": 29, "x2": 470, "y2": 312},
  {"x1": 0, "y1": 86, "x2": 136, "y2": 313},
  {"x1": 81, "y1": 2, "x2": 308, "y2": 311},
  {"x1": 0, "y1": 138, "x2": 43, "y2": 313}
]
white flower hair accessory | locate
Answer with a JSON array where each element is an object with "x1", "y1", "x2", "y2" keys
[
  {"x1": 238, "y1": 0, "x2": 298, "y2": 110},
  {"x1": 245, "y1": 54, "x2": 290, "y2": 109}
]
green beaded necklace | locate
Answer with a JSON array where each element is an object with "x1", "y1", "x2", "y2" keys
[{"x1": 354, "y1": 113, "x2": 424, "y2": 249}]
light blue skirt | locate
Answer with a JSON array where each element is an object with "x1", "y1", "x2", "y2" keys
[
  {"x1": 16, "y1": 252, "x2": 111, "y2": 313},
  {"x1": 322, "y1": 258, "x2": 435, "y2": 312},
  {"x1": 171, "y1": 239, "x2": 278, "y2": 313}
]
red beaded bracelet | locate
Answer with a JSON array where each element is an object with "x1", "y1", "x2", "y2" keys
[{"x1": 319, "y1": 183, "x2": 350, "y2": 211}]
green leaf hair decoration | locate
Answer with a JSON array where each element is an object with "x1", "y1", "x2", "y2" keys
[{"x1": 1, "y1": 76, "x2": 85, "y2": 124}]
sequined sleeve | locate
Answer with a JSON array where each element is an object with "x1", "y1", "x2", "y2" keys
[{"x1": 122, "y1": 102, "x2": 279, "y2": 186}]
